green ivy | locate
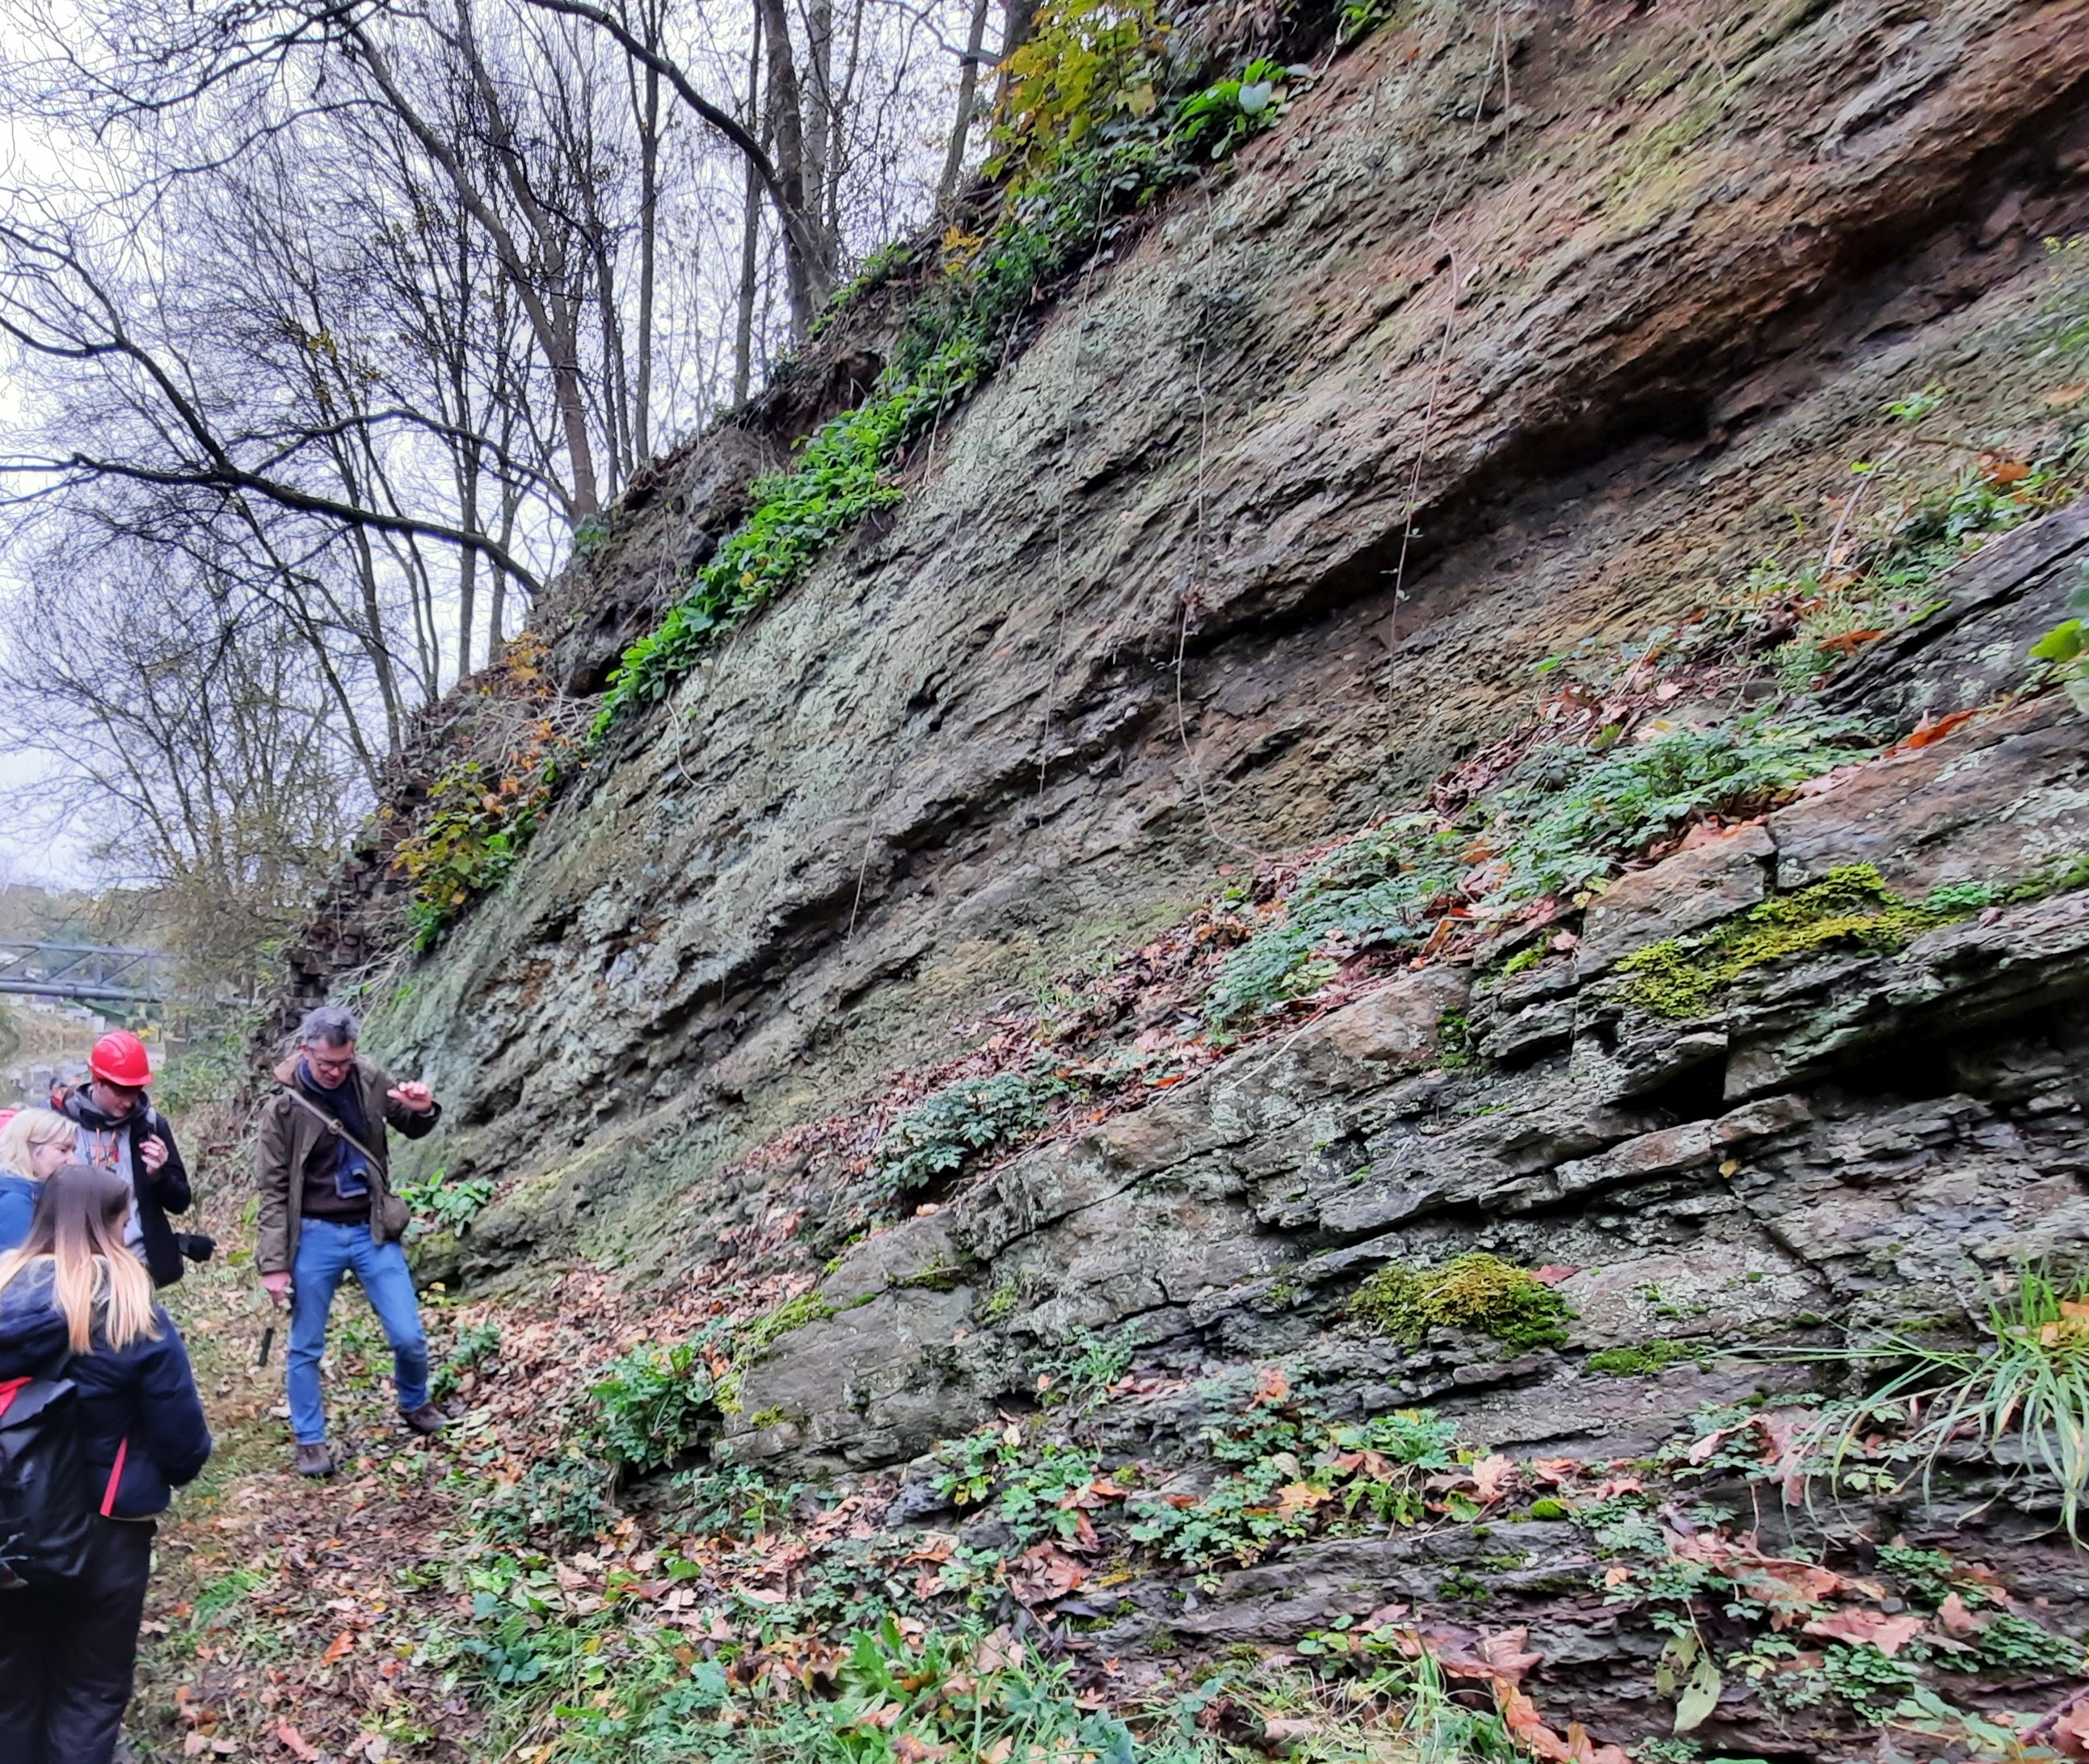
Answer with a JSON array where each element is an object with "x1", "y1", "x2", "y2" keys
[{"x1": 592, "y1": 343, "x2": 980, "y2": 735}]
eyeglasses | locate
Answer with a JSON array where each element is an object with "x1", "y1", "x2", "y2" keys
[{"x1": 305, "y1": 1049, "x2": 356, "y2": 1076}]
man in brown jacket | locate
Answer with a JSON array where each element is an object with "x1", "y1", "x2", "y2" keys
[{"x1": 257, "y1": 1004, "x2": 444, "y2": 1476}]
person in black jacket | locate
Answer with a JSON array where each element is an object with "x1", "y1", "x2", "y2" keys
[
  {"x1": 54, "y1": 1030, "x2": 194, "y2": 1288},
  {"x1": 0, "y1": 1163, "x2": 213, "y2": 1764}
]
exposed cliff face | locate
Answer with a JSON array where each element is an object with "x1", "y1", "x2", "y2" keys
[
  {"x1": 372, "y1": 0, "x2": 2089, "y2": 1246},
  {"x1": 308, "y1": 0, "x2": 2089, "y2": 1747}
]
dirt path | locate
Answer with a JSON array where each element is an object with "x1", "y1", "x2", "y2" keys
[{"x1": 125, "y1": 1181, "x2": 642, "y2": 1762}]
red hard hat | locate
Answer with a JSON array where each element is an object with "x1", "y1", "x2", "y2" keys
[{"x1": 89, "y1": 1030, "x2": 154, "y2": 1090}]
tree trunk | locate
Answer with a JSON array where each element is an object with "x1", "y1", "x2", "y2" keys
[
  {"x1": 939, "y1": 0, "x2": 993, "y2": 206},
  {"x1": 733, "y1": 2, "x2": 765, "y2": 403},
  {"x1": 634, "y1": 56, "x2": 660, "y2": 462},
  {"x1": 756, "y1": 0, "x2": 824, "y2": 334},
  {"x1": 996, "y1": 0, "x2": 1034, "y2": 111}
]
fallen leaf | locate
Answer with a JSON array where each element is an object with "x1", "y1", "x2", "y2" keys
[
  {"x1": 1008, "y1": 1543, "x2": 1085, "y2": 1605},
  {"x1": 2053, "y1": 1696, "x2": 2089, "y2": 1759},
  {"x1": 1478, "y1": 1626, "x2": 1544, "y2": 1684},
  {"x1": 1277, "y1": 1480, "x2": 1332, "y2": 1518},
  {"x1": 276, "y1": 1727, "x2": 321, "y2": 1762},
  {"x1": 1803, "y1": 1608, "x2": 1924, "y2": 1655},
  {"x1": 1936, "y1": 1591, "x2": 1990, "y2": 1638},
  {"x1": 2044, "y1": 382, "x2": 2089, "y2": 408},
  {"x1": 1495, "y1": 1682, "x2": 1583, "y2": 1762},
  {"x1": 1817, "y1": 628, "x2": 1883, "y2": 655},
  {"x1": 1261, "y1": 1717, "x2": 1320, "y2": 1745},
  {"x1": 1894, "y1": 708, "x2": 1977, "y2": 751},
  {"x1": 322, "y1": 1629, "x2": 355, "y2": 1665},
  {"x1": 1250, "y1": 1366, "x2": 1291, "y2": 1408},
  {"x1": 1470, "y1": 1455, "x2": 1519, "y2": 1503}
]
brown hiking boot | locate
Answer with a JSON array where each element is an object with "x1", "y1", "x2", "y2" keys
[
  {"x1": 294, "y1": 1442, "x2": 336, "y2": 1477},
  {"x1": 402, "y1": 1402, "x2": 448, "y2": 1436}
]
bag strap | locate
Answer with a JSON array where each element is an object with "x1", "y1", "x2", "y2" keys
[
  {"x1": 280, "y1": 1086, "x2": 385, "y2": 1173},
  {"x1": 100, "y1": 1438, "x2": 128, "y2": 1518},
  {"x1": 0, "y1": 1376, "x2": 27, "y2": 1423}
]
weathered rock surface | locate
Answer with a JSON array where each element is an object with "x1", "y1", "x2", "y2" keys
[
  {"x1": 727, "y1": 684, "x2": 2087, "y2": 1471},
  {"x1": 306, "y1": 0, "x2": 2089, "y2": 1746},
  {"x1": 367, "y1": 0, "x2": 2089, "y2": 1277}
]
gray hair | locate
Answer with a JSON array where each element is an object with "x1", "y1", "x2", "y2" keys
[{"x1": 298, "y1": 1004, "x2": 361, "y2": 1050}]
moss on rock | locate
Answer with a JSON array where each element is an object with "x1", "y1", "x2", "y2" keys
[
  {"x1": 1348, "y1": 1252, "x2": 1571, "y2": 1351},
  {"x1": 1584, "y1": 1337, "x2": 1708, "y2": 1377},
  {"x1": 1617, "y1": 854, "x2": 2089, "y2": 1019},
  {"x1": 1618, "y1": 864, "x2": 1956, "y2": 1018}
]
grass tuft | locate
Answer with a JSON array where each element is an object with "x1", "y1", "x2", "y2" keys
[{"x1": 1794, "y1": 1264, "x2": 2089, "y2": 1538}]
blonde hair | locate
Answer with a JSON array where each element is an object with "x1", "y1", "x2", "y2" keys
[
  {"x1": 0, "y1": 1108, "x2": 75, "y2": 1180},
  {"x1": 0, "y1": 1164, "x2": 158, "y2": 1353}
]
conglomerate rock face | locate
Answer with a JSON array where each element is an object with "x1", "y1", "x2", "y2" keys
[{"x1": 331, "y1": 0, "x2": 2089, "y2": 1745}]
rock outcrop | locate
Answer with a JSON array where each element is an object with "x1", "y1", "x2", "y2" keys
[{"x1": 293, "y1": 0, "x2": 2089, "y2": 1747}]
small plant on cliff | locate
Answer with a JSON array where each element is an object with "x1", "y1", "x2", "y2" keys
[
  {"x1": 1173, "y1": 59, "x2": 1295, "y2": 160},
  {"x1": 1127, "y1": 1400, "x2": 1458, "y2": 1568},
  {"x1": 398, "y1": 1166, "x2": 496, "y2": 1234},
  {"x1": 1482, "y1": 707, "x2": 1875, "y2": 901},
  {"x1": 589, "y1": 1337, "x2": 729, "y2": 1472},
  {"x1": 1348, "y1": 1253, "x2": 1571, "y2": 1352},
  {"x1": 2030, "y1": 571, "x2": 2089, "y2": 715},
  {"x1": 1207, "y1": 709, "x2": 1876, "y2": 1034},
  {"x1": 872, "y1": 1068, "x2": 1072, "y2": 1198},
  {"x1": 394, "y1": 756, "x2": 557, "y2": 950},
  {"x1": 807, "y1": 242, "x2": 918, "y2": 343},
  {"x1": 1206, "y1": 815, "x2": 1465, "y2": 1029}
]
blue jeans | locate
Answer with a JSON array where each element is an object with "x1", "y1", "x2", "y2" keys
[{"x1": 287, "y1": 1219, "x2": 429, "y2": 1444}]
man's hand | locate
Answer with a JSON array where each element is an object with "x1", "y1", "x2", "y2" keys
[
  {"x1": 139, "y1": 1135, "x2": 169, "y2": 1174},
  {"x1": 261, "y1": 1271, "x2": 291, "y2": 1309},
  {"x1": 388, "y1": 1080, "x2": 435, "y2": 1114}
]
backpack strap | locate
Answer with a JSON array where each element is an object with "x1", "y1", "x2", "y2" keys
[
  {"x1": 279, "y1": 1087, "x2": 385, "y2": 1173},
  {"x1": 0, "y1": 1376, "x2": 27, "y2": 1422},
  {"x1": 100, "y1": 1438, "x2": 128, "y2": 1518}
]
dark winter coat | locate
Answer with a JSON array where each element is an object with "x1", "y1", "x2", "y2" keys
[
  {"x1": 0, "y1": 1263, "x2": 210, "y2": 1519},
  {"x1": 255, "y1": 1055, "x2": 441, "y2": 1276},
  {"x1": 54, "y1": 1086, "x2": 192, "y2": 1289}
]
